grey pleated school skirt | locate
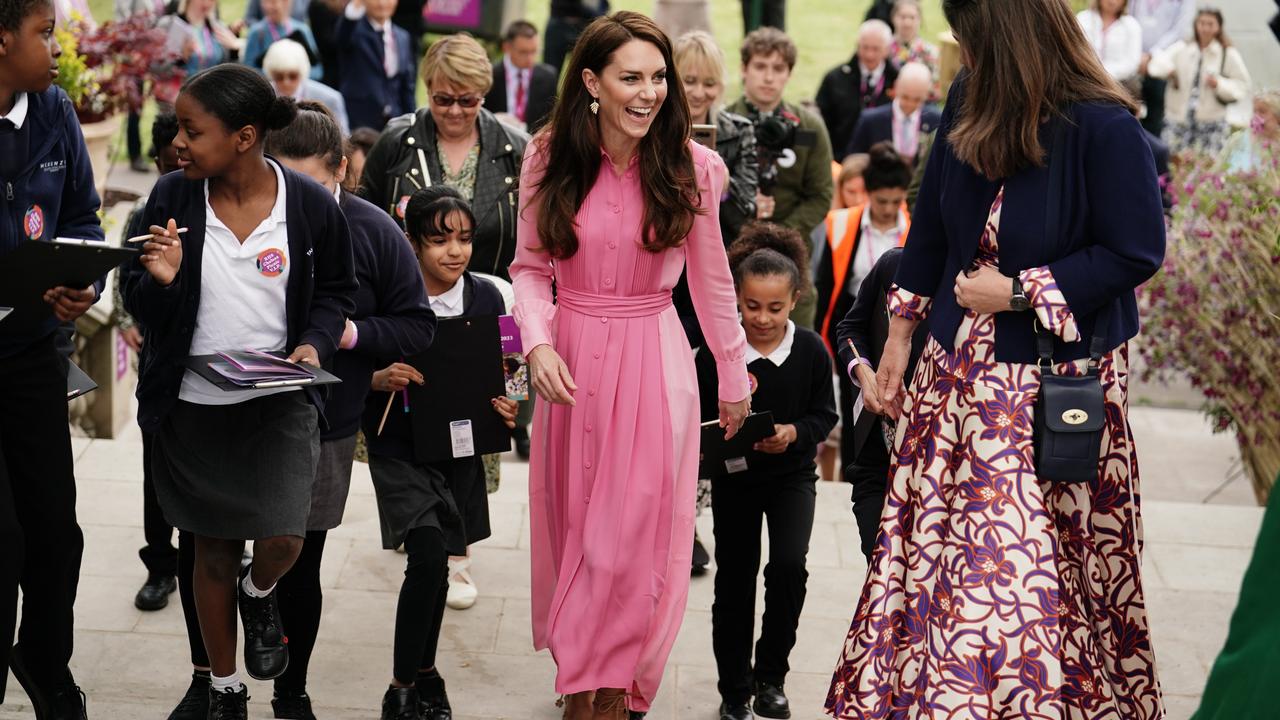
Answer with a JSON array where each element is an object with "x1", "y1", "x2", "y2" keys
[
  {"x1": 366, "y1": 454, "x2": 491, "y2": 555},
  {"x1": 152, "y1": 393, "x2": 320, "y2": 540},
  {"x1": 305, "y1": 434, "x2": 358, "y2": 531}
]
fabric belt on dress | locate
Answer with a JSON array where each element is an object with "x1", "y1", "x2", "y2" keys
[{"x1": 555, "y1": 286, "x2": 673, "y2": 318}]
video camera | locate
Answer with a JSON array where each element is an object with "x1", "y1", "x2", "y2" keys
[{"x1": 752, "y1": 107, "x2": 817, "y2": 196}]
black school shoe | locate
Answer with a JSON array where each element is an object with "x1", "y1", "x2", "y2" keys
[
  {"x1": 208, "y1": 685, "x2": 249, "y2": 720},
  {"x1": 416, "y1": 670, "x2": 452, "y2": 719},
  {"x1": 272, "y1": 690, "x2": 317, "y2": 719},
  {"x1": 751, "y1": 682, "x2": 790, "y2": 719},
  {"x1": 237, "y1": 564, "x2": 289, "y2": 680},
  {"x1": 135, "y1": 573, "x2": 178, "y2": 611},
  {"x1": 719, "y1": 702, "x2": 753, "y2": 720},
  {"x1": 166, "y1": 671, "x2": 210, "y2": 720},
  {"x1": 9, "y1": 644, "x2": 88, "y2": 720},
  {"x1": 381, "y1": 686, "x2": 422, "y2": 720}
]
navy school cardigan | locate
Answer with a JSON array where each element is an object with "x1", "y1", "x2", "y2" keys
[
  {"x1": 0, "y1": 86, "x2": 105, "y2": 358},
  {"x1": 898, "y1": 72, "x2": 1166, "y2": 363},
  {"x1": 324, "y1": 190, "x2": 437, "y2": 441},
  {"x1": 121, "y1": 160, "x2": 358, "y2": 433}
]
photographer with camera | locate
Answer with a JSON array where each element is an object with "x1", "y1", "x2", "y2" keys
[{"x1": 727, "y1": 27, "x2": 834, "y2": 329}]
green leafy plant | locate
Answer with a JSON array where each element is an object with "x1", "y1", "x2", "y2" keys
[{"x1": 53, "y1": 22, "x2": 99, "y2": 112}]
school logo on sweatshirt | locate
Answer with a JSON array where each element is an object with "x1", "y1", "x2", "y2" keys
[
  {"x1": 748, "y1": 371, "x2": 759, "y2": 395},
  {"x1": 256, "y1": 248, "x2": 286, "y2": 277},
  {"x1": 23, "y1": 205, "x2": 43, "y2": 240}
]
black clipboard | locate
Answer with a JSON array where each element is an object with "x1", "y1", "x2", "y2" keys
[
  {"x1": 0, "y1": 240, "x2": 138, "y2": 326},
  {"x1": 66, "y1": 361, "x2": 98, "y2": 400},
  {"x1": 182, "y1": 354, "x2": 342, "y2": 390},
  {"x1": 406, "y1": 315, "x2": 510, "y2": 463},
  {"x1": 699, "y1": 411, "x2": 776, "y2": 479}
]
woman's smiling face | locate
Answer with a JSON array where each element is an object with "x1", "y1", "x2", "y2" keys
[{"x1": 584, "y1": 39, "x2": 669, "y2": 144}]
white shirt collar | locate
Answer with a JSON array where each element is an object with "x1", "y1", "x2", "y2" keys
[
  {"x1": 503, "y1": 55, "x2": 525, "y2": 81},
  {"x1": 1, "y1": 93, "x2": 29, "y2": 129},
  {"x1": 858, "y1": 61, "x2": 885, "y2": 83},
  {"x1": 861, "y1": 205, "x2": 906, "y2": 236},
  {"x1": 204, "y1": 158, "x2": 288, "y2": 230},
  {"x1": 892, "y1": 99, "x2": 919, "y2": 122},
  {"x1": 745, "y1": 320, "x2": 796, "y2": 367},
  {"x1": 428, "y1": 276, "x2": 466, "y2": 317}
]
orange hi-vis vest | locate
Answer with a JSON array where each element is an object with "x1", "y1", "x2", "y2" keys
[{"x1": 819, "y1": 202, "x2": 912, "y2": 352}]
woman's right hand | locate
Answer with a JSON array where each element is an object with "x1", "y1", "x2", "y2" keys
[
  {"x1": 528, "y1": 344, "x2": 577, "y2": 405},
  {"x1": 855, "y1": 363, "x2": 884, "y2": 415},
  {"x1": 876, "y1": 334, "x2": 911, "y2": 421},
  {"x1": 372, "y1": 362, "x2": 424, "y2": 392},
  {"x1": 140, "y1": 219, "x2": 183, "y2": 287}
]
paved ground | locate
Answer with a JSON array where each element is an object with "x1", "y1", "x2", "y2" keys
[{"x1": 0, "y1": 404, "x2": 1263, "y2": 720}]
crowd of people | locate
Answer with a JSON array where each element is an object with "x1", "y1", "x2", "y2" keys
[{"x1": 0, "y1": 0, "x2": 1276, "y2": 719}]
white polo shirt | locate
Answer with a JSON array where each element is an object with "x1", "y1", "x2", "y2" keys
[{"x1": 180, "y1": 160, "x2": 295, "y2": 405}]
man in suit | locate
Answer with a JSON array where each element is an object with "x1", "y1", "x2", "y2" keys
[
  {"x1": 336, "y1": 0, "x2": 416, "y2": 132},
  {"x1": 816, "y1": 19, "x2": 898, "y2": 157},
  {"x1": 845, "y1": 62, "x2": 939, "y2": 164},
  {"x1": 485, "y1": 20, "x2": 558, "y2": 134}
]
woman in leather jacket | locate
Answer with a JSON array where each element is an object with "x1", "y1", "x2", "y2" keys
[{"x1": 359, "y1": 33, "x2": 530, "y2": 280}]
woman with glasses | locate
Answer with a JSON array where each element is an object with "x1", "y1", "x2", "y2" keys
[
  {"x1": 263, "y1": 39, "x2": 350, "y2": 135},
  {"x1": 359, "y1": 33, "x2": 529, "y2": 282}
]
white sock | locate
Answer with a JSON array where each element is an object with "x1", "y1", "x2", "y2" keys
[
  {"x1": 210, "y1": 672, "x2": 242, "y2": 694},
  {"x1": 242, "y1": 570, "x2": 275, "y2": 599}
]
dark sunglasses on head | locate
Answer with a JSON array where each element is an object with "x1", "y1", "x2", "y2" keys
[{"x1": 431, "y1": 93, "x2": 483, "y2": 108}]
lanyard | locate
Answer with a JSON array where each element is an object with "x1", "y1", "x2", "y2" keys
[
  {"x1": 267, "y1": 20, "x2": 286, "y2": 42},
  {"x1": 861, "y1": 70, "x2": 885, "y2": 101}
]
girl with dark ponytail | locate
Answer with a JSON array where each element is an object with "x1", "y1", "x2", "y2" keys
[
  {"x1": 696, "y1": 223, "x2": 838, "y2": 720},
  {"x1": 122, "y1": 63, "x2": 358, "y2": 720}
]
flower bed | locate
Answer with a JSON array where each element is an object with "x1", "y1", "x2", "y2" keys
[{"x1": 1139, "y1": 148, "x2": 1280, "y2": 501}]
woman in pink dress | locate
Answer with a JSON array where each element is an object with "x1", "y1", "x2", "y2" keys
[{"x1": 510, "y1": 11, "x2": 751, "y2": 719}]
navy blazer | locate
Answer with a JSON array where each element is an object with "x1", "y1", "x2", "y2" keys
[
  {"x1": 845, "y1": 103, "x2": 942, "y2": 160},
  {"x1": 121, "y1": 161, "x2": 358, "y2": 433},
  {"x1": 335, "y1": 14, "x2": 416, "y2": 131},
  {"x1": 485, "y1": 60, "x2": 559, "y2": 134},
  {"x1": 897, "y1": 72, "x2": 1165, "y2": 364}
]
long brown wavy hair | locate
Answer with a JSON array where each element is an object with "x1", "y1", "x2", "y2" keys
[
  {"x1": 943, "y1": 0, "x2": 1137, "y2": 179},
  {"x1": 530, "y1": 11, "x2": 700, "y2": 260}
]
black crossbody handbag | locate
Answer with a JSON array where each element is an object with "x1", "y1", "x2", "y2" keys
[
  {"x1": 1032, "y1": 309, "x2": 1110, "y2": 485},
  {"x1": 1027, "y1": 109, "x2": 1111, "y2": 485}
]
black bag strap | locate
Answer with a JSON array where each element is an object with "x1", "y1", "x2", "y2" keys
[{"x1": 1036, "y1": 109, "x2": 1111, "y2": 375}]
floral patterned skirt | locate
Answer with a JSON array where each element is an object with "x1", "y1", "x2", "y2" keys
[{"x1": 825, "y1": 337, "x2": 1164, "y2": 720}]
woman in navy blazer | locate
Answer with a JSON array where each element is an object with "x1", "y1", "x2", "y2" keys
[{"x1": 826, "y1": 1, "x2": 1167, "y2": 719}]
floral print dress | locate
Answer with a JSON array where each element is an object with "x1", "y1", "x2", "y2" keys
[{"x1": 826, "y1": 189, "x2": 1164, "y2": 719}]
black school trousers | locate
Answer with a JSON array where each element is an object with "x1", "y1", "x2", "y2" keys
[
  {"x1": 0, "y1": 335, "x2": 84, "y2": 700},
  {"x1": 710, "y1": 469, "x2": 816, "y2": 705}
]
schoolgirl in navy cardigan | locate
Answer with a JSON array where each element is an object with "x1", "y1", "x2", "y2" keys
[
  {"x1": 121, "y1": 65, "x2": 355, "y2": 716},
  {"x1": 896, "y1": 71, "x2": 1165, "y2": 364},
  {"x1": 124, "y1": 160, "x2": 357, "y2": 433}
]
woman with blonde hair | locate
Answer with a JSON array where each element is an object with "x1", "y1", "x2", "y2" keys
[{"x1": 826, "y1": 0, "x2": 1166, "y2": 716}]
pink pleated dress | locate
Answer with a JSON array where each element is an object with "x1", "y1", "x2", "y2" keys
[{"x1": 510, "y1": 139, "x2": 750, "y2": 712}]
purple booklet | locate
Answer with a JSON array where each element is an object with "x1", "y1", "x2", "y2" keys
[{"x1": 499, "y1": 315, "x2": 529, "y2": 401}]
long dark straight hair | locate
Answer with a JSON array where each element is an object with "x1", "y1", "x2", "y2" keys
[
  {"x1": 943, "y1": 0, "x2": 1136, "y2": 180},
  {"x1": 530, "y1": 11, "x2": 700, "y2": 260}
]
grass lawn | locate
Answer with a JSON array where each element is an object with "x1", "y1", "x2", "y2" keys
[{"x1": 81, "y1": 0, "x2": 947, "y2": 160}]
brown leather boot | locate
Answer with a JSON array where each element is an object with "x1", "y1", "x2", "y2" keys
[
  {"x1": 591, "y1": 689, "x2": 629, "y2": 720},
  {"x1": 558, "y1": 691, "x2": 595, "y2": 720}
]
